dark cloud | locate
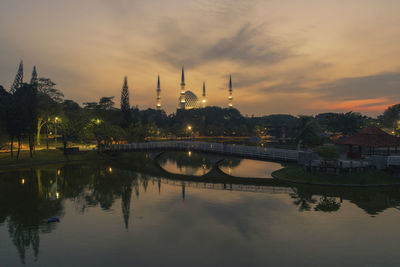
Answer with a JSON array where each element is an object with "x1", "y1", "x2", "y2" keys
[
  {"x1": 203, "y1": 23, "x2": 292, "y2": 65},
  {"x1": 318, "y1": 72, "x2": 400, "y2": 100},
  {"x1": 153, "y1": 22, "x2": 294, "y2": 70}
]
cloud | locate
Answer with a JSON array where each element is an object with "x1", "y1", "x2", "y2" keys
[
  {"x1": 318, "y1": 72, "x2": 400, "y2": 101},
  {"x1": 203, "y1": 23, "x2": 293, "y2": 66},
  {"x1": 152, "y1": 21, "x2": 295, "y2": 70}
]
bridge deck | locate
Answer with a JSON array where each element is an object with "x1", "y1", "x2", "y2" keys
[{"x1": 110, "y1": 141, "x2": 298, "y2": 162}]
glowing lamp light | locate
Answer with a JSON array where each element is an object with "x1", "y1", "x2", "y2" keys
[
  {"x1": 21, "y1": 179, "x2": 25, "y2": 185},
  {"x1": 109, "y1": 167, "x2": 113, "y2": 173},
  {"x1": 188, "y1": 151, "x2": 192, "y2": 157},
  {"x1": 188, "y1": 125, "x2": 192, "y2": 131},
  {"x1": 56, "y1": 192, "x2": 60, "y2": 199}
]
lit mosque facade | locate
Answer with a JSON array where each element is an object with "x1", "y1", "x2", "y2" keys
[{"x1": 156, "y1": 67, "x2": 233, "y2": 110}]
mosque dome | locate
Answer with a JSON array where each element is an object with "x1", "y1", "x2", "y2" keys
[{"x1": 182, "y1": 90, "x2": 200, "y2": 109}]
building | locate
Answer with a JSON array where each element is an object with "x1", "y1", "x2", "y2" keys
[{"x1": 174, "y1": 67, "x2": 233, "y2": 110}]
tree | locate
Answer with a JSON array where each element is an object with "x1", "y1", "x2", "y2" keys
[
  {"x1": 36, "y1": 77, "x2": 63, "y2": 146},
  {"x1": 316, "y1": 146, "x2": 339, "y2": 166},
  {"x1": 294, "y1": 116, "x2": 325, "y2": 149},
  {"x1": 382, "y1": 104, "x2": 400, "y2": 130},
  {"x1": 12, "y1": 83, "x2": 38, "y2": 158},
  {"x1": 99, "y1": 97, "x2": 115, "y2": 110},
  {"x1": 126, "y1": 122, "x2": 147, "y2": 142},
  {"x1": 59, "y1": 100, "x2": 88, "y2": 153},
  {"x1": 85, "y1": 120, "x2": 125, "y2": 153},
  {"x1": 0, "y1": 86, "x2": 10, "y2": 150},
  {"x1": 120, "y1": 76, "x2": 131, "y2": 128}
]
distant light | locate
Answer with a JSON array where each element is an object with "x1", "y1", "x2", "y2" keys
[
  {"x1": 188, "y1": 125, "x2": 192, "y2": 131},
  {"x1": 202, "y1": 99, "x2": 206, "y2": 103},
  {"x1": 21, "y1": 179, "x2": 25, "y2": 185},
  {"x1": 56, "y1": 192, "x2": 60, "y2": 199},
  {"x1": 188, "y1": 151, "x2": 192, "y2": 157},
  {"x1": 57, "y1": 169, "x2": 61, "y2": 175},
  {"x1": 109, "y1": 167, "x2": 113, "y2": 173}
]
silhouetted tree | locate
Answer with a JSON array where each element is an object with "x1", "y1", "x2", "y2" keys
[
  {"x1": 382, "y1": 104, "x2": 400, "y2": 130},
  {"x1": 120, "y1": 76, "x2": 131, "y2": 128}
]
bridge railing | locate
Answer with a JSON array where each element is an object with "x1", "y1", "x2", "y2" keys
[{"x1": 110, "y1": 141, "x2": 298, "y2": 161}]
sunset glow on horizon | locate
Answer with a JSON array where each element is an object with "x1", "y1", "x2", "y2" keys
[{"x1": 1, "y1": 0, "x2": 400, "y2": 117}]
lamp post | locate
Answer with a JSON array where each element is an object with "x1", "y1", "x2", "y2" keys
[
  {"x1": 54, "y1": 117, "x2": 60, "y2": 145},
  {"x1": 187, "y1": 125, "x2": 192, "y2": 139}
]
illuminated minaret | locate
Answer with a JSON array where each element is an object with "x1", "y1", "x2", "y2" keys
[
  {"x1": 179, "y1": 66, "x2": 186, "y2": 109},
  {"x1": 156, "y1": 75, "x2": 161, "y2": 110},
  {"x1": 202, "y1": 81, "x2": 206, "y2": 108},
  {"x1": 228, "y1": 74, "x2": 233, "y2": 108}
]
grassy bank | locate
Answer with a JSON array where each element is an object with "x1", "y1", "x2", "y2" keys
[
  {"x1": 272, "y1": 164, "x2": 400, "y2": 186},
  {"x1": 0, "y1": 149, "x2": 107, "y2": 169}
]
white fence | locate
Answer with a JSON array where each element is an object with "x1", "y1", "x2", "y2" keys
[{"x1": 109, "y1": 141, "x2": 298, "y2": 162}]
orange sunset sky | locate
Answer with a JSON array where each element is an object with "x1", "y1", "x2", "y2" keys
[{"x1": 1, "y1": 0, "x2": 400, "y2": 117}]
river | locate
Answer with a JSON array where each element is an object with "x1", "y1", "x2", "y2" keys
[{"x1": 1, "y1": 151, "x2": 400, "y2": 266}]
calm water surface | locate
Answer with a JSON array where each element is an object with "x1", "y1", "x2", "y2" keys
[{"x1": 1, "y1": 152, "x2": 400, "y2": 266}]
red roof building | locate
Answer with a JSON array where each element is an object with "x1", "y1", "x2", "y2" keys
[{"x1": 335, "y1": 127, "x2": 400, "y2": 157}]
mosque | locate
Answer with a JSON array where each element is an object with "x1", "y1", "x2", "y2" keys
[{"x1": 156, "y1": 67, "x2": 233, "y2": 110}]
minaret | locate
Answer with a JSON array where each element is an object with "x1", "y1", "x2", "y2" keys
[
  {"x1": 202, "y1": 81, "x2": 206, "y2": 108},
  {"x1": 156, "y1": 75, "x2": 161, "y2": 110},
  {"x1": 228, "y1": 74, "x2": 233, "y2": 108},
  {"x1": 179, "y1": 66, "x2": 186, "y2": 109}
]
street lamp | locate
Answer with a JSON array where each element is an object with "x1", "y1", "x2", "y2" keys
[
  {"x1": 54, "y1": 117, "x2": 61, "y2": 145},
  {"x1": 187, "y1": 125, "x2": 193, "y2": 139}
]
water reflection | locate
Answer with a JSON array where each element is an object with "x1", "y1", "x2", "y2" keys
[
  {"x1": 219, "y1": 158, "x2": 283, "y2": 178},
  {"x1": 0, "y1": 168, "x2": 64, "y2": 263},
  {"x1": 1, "y1": 158, "x2": 400, "y2": 265},
  {"x1": 157, "y1": 151, "x2": 281, "y2": 178},
  {"x1": 157, "y1": 151, "x2": 242, "y2": 176}
]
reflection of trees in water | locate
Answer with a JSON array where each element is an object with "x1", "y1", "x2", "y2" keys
[
  {"x1": 4, "y1": 162, "x2": 400, "y2": 263},
  {"x1": 0, "y1": 164, "x2": 151, "y2": 263},
  {"x1": 314, "y1": 197, "x2": 341, "y2": 212},
  {"x1": 0, "y1": 168, "x2": 64, "y2": 264},
  {"x1": 162, "y1": 151, "x2": 242, "y2": 168},
  {"x1": 290, "y1": 188, "x2": 317, "y2": 211},
  {"x1": 157, "y1": 151, "x2": 242, "y2": 175},
  {"x1": 289, "y1": 185, "x2": 400, "y2": 215}
]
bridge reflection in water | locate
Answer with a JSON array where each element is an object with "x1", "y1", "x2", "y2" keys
[{"x1": 2, "y1": 160, "x2": 400, "y2": 265}]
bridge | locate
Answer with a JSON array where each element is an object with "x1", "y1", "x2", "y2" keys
[
  {"x1": 109, "y1": 145, "x2": 292, "y2": 191},
  {"x1": 110, "y1": 141, "x2": 298, "y2": 162}
]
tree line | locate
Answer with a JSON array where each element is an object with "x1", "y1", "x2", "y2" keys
[{"x1": 1, "y1": 62, "x2": 400, "y2": 158}]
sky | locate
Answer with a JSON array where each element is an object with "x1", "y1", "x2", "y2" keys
[{"x1": 1, "y1": 0, "x2": 400, "y2": 117}]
